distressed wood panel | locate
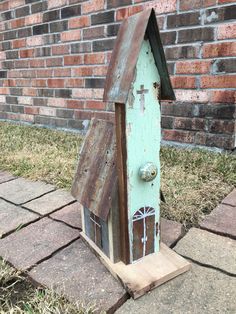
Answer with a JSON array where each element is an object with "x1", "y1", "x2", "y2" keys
[
  {"x1": 84, "y1": 207, "x2": 110, "y2": 257},
  {"x1": 126, "y1": 39, "x2": 161, "y2": 262},
  {"x1": 71, "y1": 118, "x2": 117, "y2": 221},
  {"x1": 115, "y1": 104, "x2": 130, "y2": 264}
]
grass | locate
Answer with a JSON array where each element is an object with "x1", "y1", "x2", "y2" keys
[
  {"x1": 0, "y1": 258, "x2": 95, "y2": 314},
  {"x1": 0, "y1": 121, "x2": 235, "y2": 312},
  {"x1": 0, "y1": 121, "x2": 236, "y2": 228}
]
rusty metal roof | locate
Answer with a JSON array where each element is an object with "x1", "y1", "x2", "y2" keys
[
  {"x1": 103, "y1": 8, "x2": 175, "y2": 104},
  {"x1": 71, "y1": 118, "x2": 117, "y2": 221}
]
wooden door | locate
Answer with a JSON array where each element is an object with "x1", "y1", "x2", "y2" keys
[{"x1": 132, "y1": 207, "x2": 155, "y2": 261}]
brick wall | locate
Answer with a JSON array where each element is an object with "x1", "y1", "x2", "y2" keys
[{"x1": 0, "y1": 0, "x2": 235, "y2": 150}]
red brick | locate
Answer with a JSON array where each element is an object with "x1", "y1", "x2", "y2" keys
[
  {"x1": 201, "y1": 75, "x2": 236, "y2": 88},
  {"x1": 46, "y1": 58, "x2": 63, "y2": 67},
  {"x1": 67, "y1": 99, "x2": 84, "y2": 109},
  {"x1": 179, "y1": 0, "x2": 216, "y2": 10},
  {"x1": 175, "y1": 90, "x2": 210, "y2": 103},
  {"x1": 18, "y1": 96, "x2": 32, "y2": 105},
  {"x1": 174, "y1": 117, "x2": 205, "y2": 131},
  {"x1": 0, "y1": 1, "x2": 9, "y2": 10},
  {"x1": 54, "y1": 68, "x2": 71, "y2": 77},
  {"x1": 24, "y1": 107, "x2": 39, "y2": 115},
  {"x1": 48, "y1": 79, "x2": 65, "y2": 88},
  {"x1": 93, "y1": 65, "x2": 108, "y2": 76},
  {"x1": 72, "y1": 88, "x2": 103, "y2": 99},
  {"x1": 74, "y1": 110, "x2": 93, "y2": 120},
  {"x1": 48, "y1": 98, "x2": 67, "y2": 108},
  {"x1": 0, "y1": 87, "x2": 9, "y2": 95},
  {"x1": 203, "y1": 42, "x2": 236, "y2": 58},
  {"x1": 37, "y1": 69, "x2": 53, "y2": 77},
  {"x1": 69, "y1": 16, "x2": 90, "y2": 29},
  {"x1": 7, "y1": 113, "x2": 34, "y2": 123},
  {"x1": 0, "y1": 22, "x2": 5, "y2": 32},
  {"x1": 64, "y1": 55, "x2": 83, "y2": 66},
  {"x1": 20, "y1": 49, "x2": 34, "y2": 58},
  {"x1": 211, "y1": 90, "x2": 236, "y2": 103},
  {"x1": 176, "y1": 61, "x2": 211, "y2": 74},
  {"x1": 10, "y1": 18, "x2": 25, "y2": 29},
  {"x1": 83, "y1": 26, "x2": 105, "y2": 39},
  {"x1": 48, "y1": 0, "x2": 67, "y2": 8},
  {"x1": 65, "y1": 78, "x2": 84, "y2": 88},
  {"x1": 39, "y1": 107, "x2": 56, "y2": 116},
  {"x1": 32, "y1": 79, "x2": 47, "y2": 87},
  {"x1": 52, "y1": 45, "x2": 70, "y2": 55},
  {"x1": 116, "y1": 5, "x2": 143, "y2": 21},
  {"x1": 27, "y1": 36, "x2": 44, "y2": 47},
  {"x1": 162, "y1": 129, "x2": 195, "y2": 143},
  {"x1": 156, "y1": 16, "x2": 165, "y2": 30},
  {"x1": 22, "y1": 88, "x2": 37, "y2": 96},
  {"x1": 82, "y1": 0, "x2": 104, "y2": 13},
  {"x1": 25, "y1": 13, "x2": 42, "y2": 26},
  {"x1": 8, "y1": 80, "x2": 17, "y2": 87},
  {"x1": 217, "y1": 23, "x2": 236, "y2": 40},
  {"x1": 0, "y1": 52, "x2": 6, "y2": 60},
  {"x1": 72, "y1": 67, "x2": 93, "y2": 77},
  {"x1": 14, "y1": 60, "x2": 29, "y2": 69},
  {"x1": 30, "y1": 59, "x2": 45, "y2": 68},
  {"x1": 61, "y1": 30, "x2": 81, "y2": 42},
  {"x1": 9, "y1": 0, "x2": 24, "y2": 9},
  {"x1": 21, "y1": 70, "x2": 37, "y2": 79},
  {"x1": 12, "y1": 39, "x2": 26, "y2": 49},
  {"x1": 85, "y1": 100, "x2": 105, "y2": 110},
  {"x1": 209, "y1": 120, "x2": 235, "y2": 134},
  {"x1": 8, "y1": 71, "x2": 19, "y2": 78},
  {"x1": 16, "y1": 79, "x2": 32, "y2": 87},
  {"x1": 146, "y1": 0, "x2": 176, "y2": 13},
  {"x1": 170, "y1": 76, "x2": 196, "y2": 89},
  {"x1": 84, "y1": 53, "x2": 105, "y2": 64}
]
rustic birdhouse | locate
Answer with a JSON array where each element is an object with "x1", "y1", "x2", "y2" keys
[{"x1": 72, "y1": 8, "x2": 190, "y2": 298}]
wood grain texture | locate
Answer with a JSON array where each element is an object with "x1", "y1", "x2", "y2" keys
[
  {"x1": 71, "y1": 118, "x2": 117, "y2": 221},
  {"x1": 81, "y1": 232, "x2": 191, "y2": 299},
  {"x1": 115, "y1": 104, "x2": 130, "y2": 265}
]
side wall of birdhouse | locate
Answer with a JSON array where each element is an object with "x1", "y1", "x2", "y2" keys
[
  {"x1": 81, "y1": 185, "x2": 121, "y2": 263},
  {"x1": 125, "y1": 38, "x2": 162, "y2": 263}
]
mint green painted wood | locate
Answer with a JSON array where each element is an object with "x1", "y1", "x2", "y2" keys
[{"x1": 125, "y1": 39, "x2": 161, "y2": 263}]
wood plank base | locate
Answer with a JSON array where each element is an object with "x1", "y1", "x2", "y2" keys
[{"x1": 80, "y1": 232, "x2": 191, "y2": 299}]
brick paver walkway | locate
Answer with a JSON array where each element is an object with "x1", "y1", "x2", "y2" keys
[{"x1": 0, "y1": 170, "x2": 235, "y2": 313}]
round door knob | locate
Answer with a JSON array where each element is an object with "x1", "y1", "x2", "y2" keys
[{"x1": 139, "y1": 162, "x2": 157, "y2": 182}]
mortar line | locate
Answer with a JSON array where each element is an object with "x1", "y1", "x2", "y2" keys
[
  {"x1": 21, "y1": 199, "x2": 77, "y2": 218},
  {"x1": 0, "y1": 196, "x2": 42, "y2": 217},
  {"x1": 199, "y1": 226, "x2": 236, "y2": 241},
  {"x1": 0, "y1": 197, "x2": 78, "y2": 237},
  {"x1": 0, "y1": 177, "x2": 17, "y2": 185},
  {"x1": 19, "y1": 188, "x2": 57, "y2": 205},
  {"x1": 26, "y1": 236, "x2": 80, "y2": 273},
  {"x1": 178, "y1": 254, "x2": 236, "y2": 277},
  {"x1": 48, "y1": 215, "x2": 82, "y2": 231},
  {"x1": 1, "y1": 216, "x2": 42, "y2": 239}
]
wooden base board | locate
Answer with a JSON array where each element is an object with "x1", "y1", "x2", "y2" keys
[{"x1": 80, "y1": 232, "x2": 191, "y2": 299}]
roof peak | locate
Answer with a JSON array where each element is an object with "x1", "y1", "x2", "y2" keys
[{"x1": 103, "y1": 8, "x2": 175, "y2": 104}]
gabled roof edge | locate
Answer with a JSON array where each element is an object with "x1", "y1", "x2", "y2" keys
[{"x1": 103, "y1": 8, "x2": 175, "y2": 104}]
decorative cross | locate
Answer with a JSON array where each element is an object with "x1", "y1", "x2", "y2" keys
[{"x1": 137, "y1": 85, "x2": 149, "y2": 114}]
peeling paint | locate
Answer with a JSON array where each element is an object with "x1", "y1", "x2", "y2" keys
[{"x1": 125, "y1": 39, "x2": 161, "y2": 262}]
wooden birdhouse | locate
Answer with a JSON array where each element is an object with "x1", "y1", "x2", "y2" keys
[{"x1": 72, "y1": 8, "x2": 190, "y2": 298}]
